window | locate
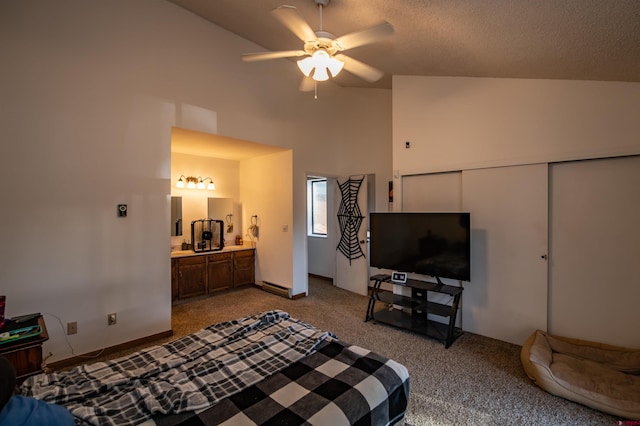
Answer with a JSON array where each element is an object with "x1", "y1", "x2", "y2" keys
[{"x1": 308, "y1": 178, "x2": 327, "y2": 236}]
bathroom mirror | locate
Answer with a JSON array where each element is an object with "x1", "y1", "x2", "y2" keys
[
  {"x1": 208, "y1": 198, "x2": 235, "y2": 234},
  {"x1": 171, "y1": 196, "x2": 182, "y2": 236}
]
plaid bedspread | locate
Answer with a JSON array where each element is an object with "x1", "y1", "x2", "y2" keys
[
  {"x1": 20, "y1": 311, "x2": 335, "y2": 426},
  {"x1": 151, "y1": 340, "x2": 410, "y2": 426}
]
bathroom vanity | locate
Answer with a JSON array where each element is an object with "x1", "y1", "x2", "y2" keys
[{"x1": 171, "y1": 246, "x2": 255, "y2": 301}]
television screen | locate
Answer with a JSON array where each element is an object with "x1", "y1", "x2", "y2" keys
[{"x1": 369, "y1": 212, "x2": 471, "y2": 281}]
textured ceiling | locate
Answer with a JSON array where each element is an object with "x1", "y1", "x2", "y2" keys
[{"x1": 168, "y1": 0, "x2": 640, "y2": 89}]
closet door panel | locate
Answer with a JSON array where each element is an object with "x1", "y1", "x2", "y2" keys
[
  {"x1": 402, "y1": 172, "x2": 462, "y2": 212},
  {"x1": 462, "y1": 164, "x2": 548, "y2": 345},
  {"x1": 549, "y1": 156, "x2": 640, "y2": 347}
]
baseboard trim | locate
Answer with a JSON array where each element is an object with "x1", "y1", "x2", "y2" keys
[
  {"x1": 47, "y1": 329, "x2": 174, "y2": 370},
  {"x1": 309, "y1": 273, "x2": 333, "y2": 283}
]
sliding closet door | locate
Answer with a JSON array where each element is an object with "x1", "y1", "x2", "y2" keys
[
  {"x1": 462, "y1": 164, "x2": 548, "y2": 345},
  {"x1": 402, "y1": 172, "x2": 463, "y2": 325},
  {"x1": 549, "y1": 156, "x2": 640, "y2": 347},
  {"x1": 402, "y1": 172, "x2": 462, "y2": 213}
]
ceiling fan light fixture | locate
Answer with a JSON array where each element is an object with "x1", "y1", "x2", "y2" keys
[
  {"x1": 326, "y1": 55, "x2": 344, "y2": 76},
  {"x1": 297, "y1": 56, "x2": 315, "y2": 77},
  {"x1": 297, "y1": 49, "x2": 344, "y2": 82},
  {"x1": 312, "y1": 64, "x2": 330, "y2": 81}
]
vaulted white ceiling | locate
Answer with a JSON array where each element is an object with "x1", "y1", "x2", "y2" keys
[{"x1": 168, "y1": 0, "x2": 640, "y2": 90}]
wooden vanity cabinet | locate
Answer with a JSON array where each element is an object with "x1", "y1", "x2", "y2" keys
[
  {"x1": 207, "y1": 252, "x2": 233, "y2": 292},
  {"x1": 171, "y1": 248, "x2": 255, "y2": 302},
  {"x1": 171, "y1": 259, "x2": 179, "y2": 300},
  {"x1": 233, "y1": 249, "x2": 255, "y2": 287},
  {"x1": 175, "y1": 255, "x2": 206, "y2": 299}
]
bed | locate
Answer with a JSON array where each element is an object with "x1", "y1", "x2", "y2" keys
[{"x1": 19, "y1": 311, "x2": 410, "y2": 426}]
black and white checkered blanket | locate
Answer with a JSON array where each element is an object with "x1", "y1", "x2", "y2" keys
[
  {"x1": 154, "y1": 340, "x2": 410, "y2": 426},
  {"x1": 21, "y1": 311, "x2": 335, "y2": 426}
]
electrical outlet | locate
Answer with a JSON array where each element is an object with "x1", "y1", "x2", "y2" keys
[
  {"x1": 67, "y1": 321, "x2": 78, "y2": 335},
  {"x1": 108, "y1": 313, "x2": 117, "y2": 325}
]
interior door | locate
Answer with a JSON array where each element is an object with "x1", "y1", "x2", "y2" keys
[{"x1": 334, "y1": 175, "x2": 369, "y2": 295}]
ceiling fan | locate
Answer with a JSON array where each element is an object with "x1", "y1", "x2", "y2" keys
[{"x1": 241, "y1": 0, "x2": 394, "y2": 91}]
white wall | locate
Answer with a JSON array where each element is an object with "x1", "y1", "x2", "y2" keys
[
  {"x1": 240, "y1": 151, "x2": 294, "y2": 292},
  {"x1": 392, "y1": 75, "x2": 640, "y2": 346},
  {"x1": 0, "y1": 0, "x2": 391, "y2": 362},
  {"x1": 304, "y1": 86, "x2": 394, "y2": 281},
  {"x1": 393, "y1": 76, "x2": 640, "y2": 175}
]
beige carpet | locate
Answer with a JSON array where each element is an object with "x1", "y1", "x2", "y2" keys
[{"x1": 66, "y1": 277, "x2": 618, "y2": 425}]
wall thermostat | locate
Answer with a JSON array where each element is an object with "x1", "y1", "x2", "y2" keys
[
  {"x1": 118, "y1": 204, "x2": 127, "y2": 217},
  {"x1": 391, "y1": 271, "x2": 408, "y2": 284}
]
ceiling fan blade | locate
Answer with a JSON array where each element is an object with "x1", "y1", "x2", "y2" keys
[
  {"x1": 241, "y1": 50, "x2": 307, "y2": 62},
  {"x1": 336, "y1": 54, "x2": 384, "y2": 82},
  {"x1": 333, "y1": 21, "x2": 394, "y2": 51},
  {"x1": 299, "y1": 76, "x2": 315, "y2": 92},
  {"x1": 271, "y1": 5, "x2": 317, "y2": 42}
]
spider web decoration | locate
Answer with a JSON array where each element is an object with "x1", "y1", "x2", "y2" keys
[{"x1": 336, "y1": 176, "x2": 365, "y2": 264}]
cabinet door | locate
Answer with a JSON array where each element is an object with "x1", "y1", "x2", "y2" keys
[
  {"x1": 171, "y1": 259, "x2": 179, "y2": 301},
  {"x1": 233, "y1": 249, "x2": 255, "y2": 287},
  {"x1": 207, "y1": 252, "x2": 233, "y2": 292},
  {"x1": 177, "y1": 256, "x2": 206, "y2": 299}
]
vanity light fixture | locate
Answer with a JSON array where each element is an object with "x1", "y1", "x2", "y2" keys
[
  {"x1": 197, "y1": 177, "x2": 216, "y2": 190},
  {"x1": 176, "y1": 175, "x2": 215, "y2": 190}
]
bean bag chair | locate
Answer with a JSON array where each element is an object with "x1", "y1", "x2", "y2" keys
[{"x1": 521, "y1": 330, "x2": 640, "y2": 420}]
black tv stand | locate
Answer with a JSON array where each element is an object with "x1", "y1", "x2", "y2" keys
[{"x1": 366, "y1": 274, "x2": 464, "y2": 348}]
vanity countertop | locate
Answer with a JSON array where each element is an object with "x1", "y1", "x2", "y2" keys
[{"x1": 171, "y1": 245, "x2": 254, "y2": 258}]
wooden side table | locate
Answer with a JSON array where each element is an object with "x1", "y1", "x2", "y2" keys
[{"x1": 0, "y1": 315, "x2": 49, "y2": 382}]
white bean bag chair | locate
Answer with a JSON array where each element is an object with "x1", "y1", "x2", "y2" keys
[{"x1": 521, "y1": 330, "x2": 640, "y2": 420}]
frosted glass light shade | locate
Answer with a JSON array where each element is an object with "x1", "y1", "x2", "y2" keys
[
  {"x1": 297, "y1": 57, "x2": 315, "y2": 77},
  {"x1": 297, "y1": 49, "x2": 344, "y2": 82}
]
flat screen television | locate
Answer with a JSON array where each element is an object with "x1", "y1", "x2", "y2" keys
[{"x1": 369, "y1": 212, "x2": 471, "y2": 282}]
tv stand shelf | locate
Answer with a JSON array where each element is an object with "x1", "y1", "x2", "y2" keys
[{"x1": 366, "y1": 274, "x2": 463, "y2": 348}]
